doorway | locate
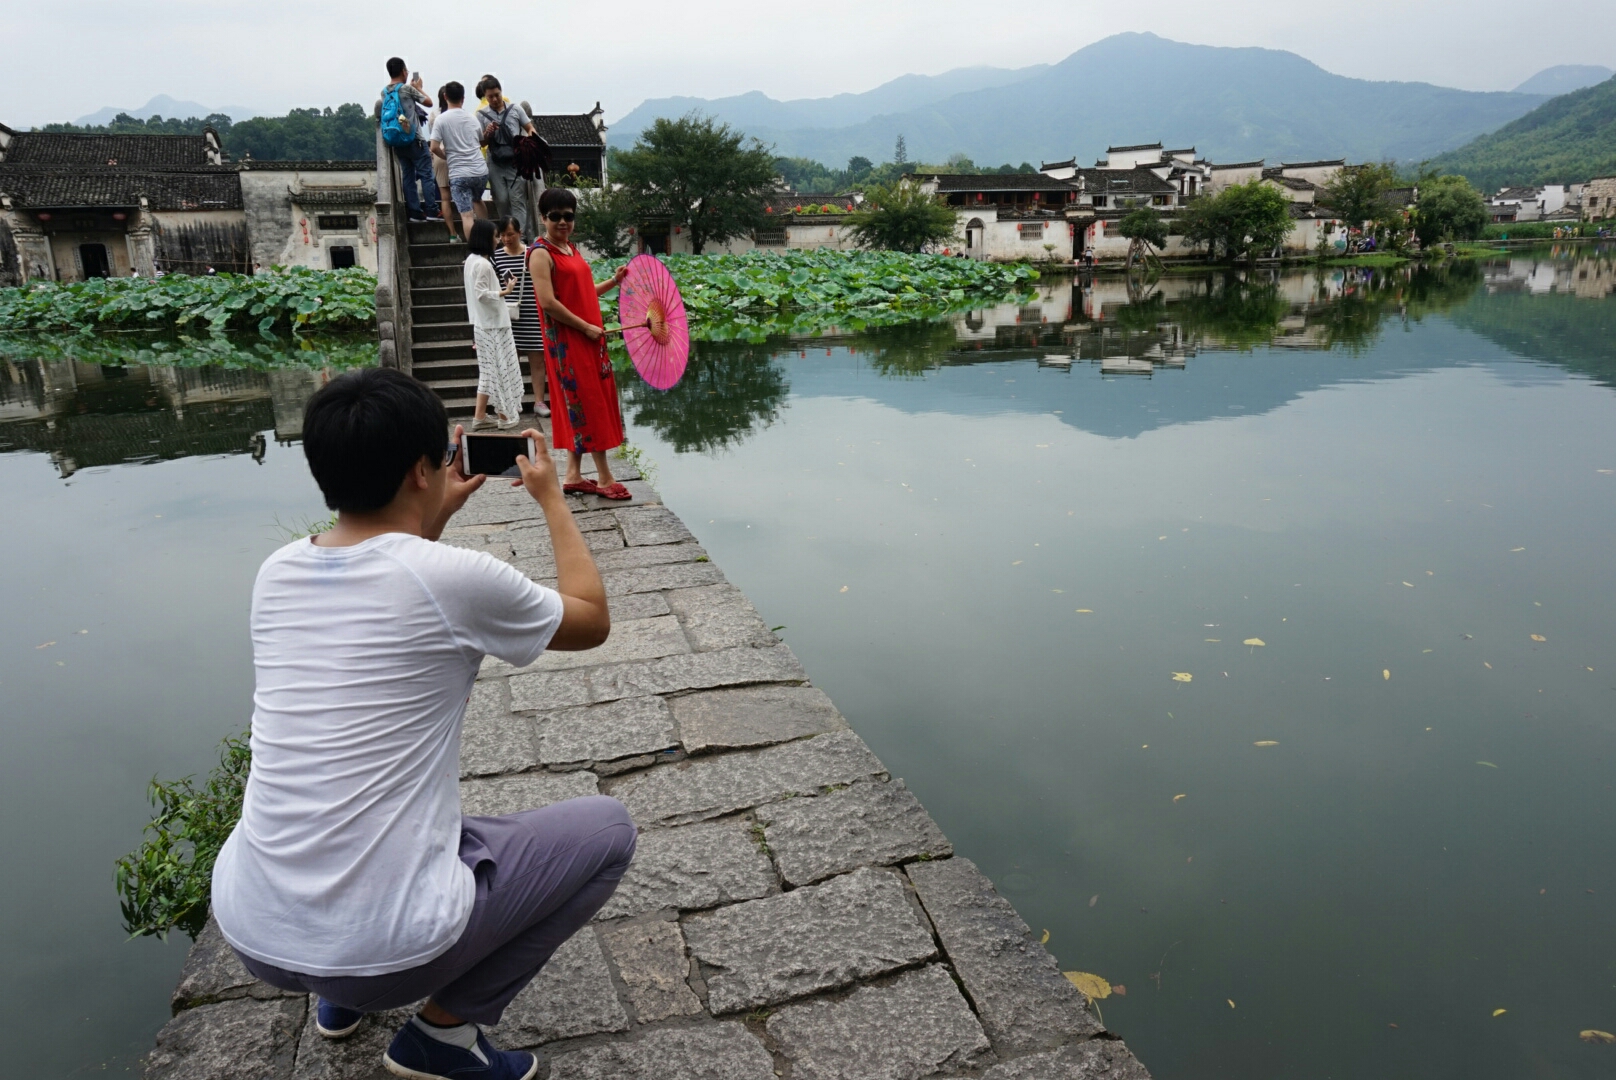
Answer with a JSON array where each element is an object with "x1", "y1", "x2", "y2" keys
[
  {"x1": 1072, "y1": 224, "x2": 1087, "y2": 262},
  {"x1": 328, "y1": 246, "x2": 356, "y2": 269},
  {"x1": 79, "y1": 243, "x2": 111, "y2": 279}
]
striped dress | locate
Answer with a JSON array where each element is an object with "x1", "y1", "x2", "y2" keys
[{"x1": 491, "y1": 247, "x2": 544, "y2": 354}]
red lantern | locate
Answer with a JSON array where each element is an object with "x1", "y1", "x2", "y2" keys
[
  {"x1": 112, "y1": 211, "x2": 127, "y2": 221},
  {"x1": 36, "y1": 212, "x2": 52, "y2": 221}
]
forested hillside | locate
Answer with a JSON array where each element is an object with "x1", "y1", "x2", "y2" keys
[
  {"x1": 37, "y1": 105, "x2": 374, "y2": 161},
  {"x1": 1430, "y1": 76, "x2": 1616, "y2": 190}
]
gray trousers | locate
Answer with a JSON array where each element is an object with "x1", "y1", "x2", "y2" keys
[
  {"x1": 236, "y1": 796, "x2": 636, "y2": 1024},
  {"x1": 487, "y1": 159, "x2": 530, "y2": 237}
]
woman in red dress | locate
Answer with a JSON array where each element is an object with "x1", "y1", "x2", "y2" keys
[{"x1": 527, "y1": 186, "x2": 632, "y2": 499}]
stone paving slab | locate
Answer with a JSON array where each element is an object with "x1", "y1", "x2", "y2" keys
[
  {"x1": 459, "y1": 770, "x2": 600, "y2": 817},
  {"x1": 290, "y1": 1006, "x2": 414, "y2": 1080},
  {"x1": 537, "y1": 696, "x2": 679, "y2": 767},
  {"x1": 671, "y1": 685, "x2": 847, "y2": 753},
  {"x1": 602, "y1": 561, "x2": 728, "y2": 596},
  {"x1": 616, "y1": 505, "x2": 696, "y2": 547},
  {"x1": 487, "y1": 930, "x2": 629, "y2": 1048},
  {"x1": 586, "y1": 644, "x2": 808, "y2": 705},
  {"x1": 981, "y1": 1040, "x2": 1152, "y2": 1080},
  {"x1": 756, "y1": 779, "x2": 953, "y2": 886},
  {"x1": 595, "y1": 818, "x2": 778, "y2": 920},
  {"x1": 906, "y1": 858, "x2": 1102, "y2": 1054},
  {"x1": 665, "y1": 585, "x2": 779, "y2": 652},
  {"x1": 460, "y1": 680, "x2": 540, "y2": 778},
  {"x1": 599, "y1": 917, "x2": 705, "y2": 1023},
  {"x1": 145, "y1": 997, "x2": 306, "y2": 1080},
  {"x1": 546, "y1": 1022, "x2": 776, "y2": 1080},
  {"x1": 594, "y1": 540, "x2": 708, "y2": 572},
  {"x1": 608, "y1": 591, "x2": 673, "y2": 621},
  {"x1": 501, "y1": 666, "x2": 593, "y2": 708},
  {"x1": 681, "y1": 866, "x2": 937, "y2": 1014},
  {"x1": 172, "y1": 917, "x2": 296, "y2": 1011},
  {"x1": 531, "y1": 615, "x2": 691, "y2": 672},
  {"x1": 608, "y1": 730, "x2": 888, "y2": 826},
  {"x1": 765, "y1": 964, "x2": 992, "y2": 1080}
]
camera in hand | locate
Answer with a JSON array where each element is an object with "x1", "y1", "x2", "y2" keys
[{"x1": 462, "y1": 433, "x2": 535, "y2": 477}]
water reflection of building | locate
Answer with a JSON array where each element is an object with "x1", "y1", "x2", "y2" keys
[
  {"x1": 1482, "y1": 250, "x2": 1616, "y2": 300},
  {"x1": 0, "y1": 358, "x2": 330, "y2": 476}
]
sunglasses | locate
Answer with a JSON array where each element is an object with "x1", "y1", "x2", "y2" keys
[
  {"x1": 443, "y1": 441, "x2": 459, "y2": 468},
  {"x1": 545, "y1": 211, "x2": 575, "y2": 223}
]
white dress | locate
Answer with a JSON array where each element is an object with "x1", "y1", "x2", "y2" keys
[{"x1": 462, "y1": 255, "x2": 525, "y2": 423}]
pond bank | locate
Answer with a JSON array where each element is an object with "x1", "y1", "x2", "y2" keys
[{"x1": 143, "y1": 458, "x2": 1150, "y2": 1080}]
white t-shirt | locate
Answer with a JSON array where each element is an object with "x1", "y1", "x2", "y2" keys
[
  {"x1": 212, "y1": 532, "x2": 564, "y2": 976},
  {"x1": 432, "y1": 107, "x2": 487, "y2": 181}
]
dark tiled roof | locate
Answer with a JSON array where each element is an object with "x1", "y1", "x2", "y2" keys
[
  {"x1": 1107, "y1": 142, "x2": 1162, "y2": 153},
  {"x1": 531, "y1": 115, "x2": 603, "y2": 147},
  {"x1": 1494, "y1": 186, "x2": 1540, "y2": 200},
  {"x1": 5, "y1": 131, "x2": 213, "y2": 166},
  {"x1": 1074, "y1": 167, "x2": 1177, "y2": 195},
  {"x1": 1040, "y1": 158, "x2": 1076, "y2": 170},
  {"x1": 239, "y1": 160, "x2": 375, "y2": 171},
  {"x1": 919, "y1": 173, "x2": 1074, "y2": 192},
  {"x1": 1280, "y1": 159, "x2": 1345, "y2": 169},
  {"x1": 1269, "y1": 176, "x2": 1316, "y2": 190},
  {"x1": 1212, "y1": 160, "x2": 1264, "y2": 171},
  {"x1": 0, "y1": 166, "x2": 242, "y2": 210},
  {"x1": 1162, "y1": 148, "x2": 1195, "y2": 156}
]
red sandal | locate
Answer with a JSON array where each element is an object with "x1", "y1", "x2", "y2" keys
[
  {"x1": 562, "y1": 480, "x2": 599, "y2": 495},
  {"x1": 595, "y1": 482, "x2": 633, "y2": 501}
]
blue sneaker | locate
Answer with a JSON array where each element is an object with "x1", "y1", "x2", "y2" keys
[
  {"x1": 315, "y1": 997, "x2": 365, "y2": 1039},
  {"x1": 383, "y1": 1020, "x2": 537, "y2": 1080}
]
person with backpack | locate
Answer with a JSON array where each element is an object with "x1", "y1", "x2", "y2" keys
[
  {"x1": 376, "y1": 57, "x2": 441, "y2": 223},
  {"x1": 477, "y1": 77, "x2": 536, "y2": 238}
]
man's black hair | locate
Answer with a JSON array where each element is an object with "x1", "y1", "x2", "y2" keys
[
  {"x1": 445, "y1": 81, "x2": 464, "y2": 105},
  {"x1": 303, "y1": 368, "x2": 447, "y2": 514},
  {"x1": 538, "y1": 186, "x2": 577, "y2": 216},
  {"x1": 386, "y1": 57, "x2": 407, "y2": 79},
  {"x1": 467, "y1": 218, "x2": 498, "y2": 262},
  {"x1": 482, "y1": 75, "x2": 502, "y2": 92}
]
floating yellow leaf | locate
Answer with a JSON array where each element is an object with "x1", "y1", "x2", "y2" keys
[
  {"x1": 1206, "y1": 638, "x2": 1221, "y2": 642},
  {"x1": 1403, "y1": 582, "x2": 1415, "y2": 588},
  {"x1": 1580, "y1": 1030, "x2": 1616, "y2": 1044},
  {"x1": 1244, "y1": 638, "x2": 1265, "y2": 647},
  {"x1": 1012, "y1": 560, "x2": 1023, "y2": 566},
  {"x1": 1076, "y1": 608, "x2": 1093, "y2": 614},
  {"x1": 1484, "y1": 662, "x2": 1493, "y2": 669},
  {"x1": 1510, "y1": 547, "x2": 1526, "y2": 553},
  {"x1": 1254, "y1": 740, "x2": 1279, "y2": 747},
  {"x1": 1172, "y1": 672, "x2": 1193, "y2": 683},
  {"x1": 1383, "y1": 669, "x2": 1391, "y2": 680},
  {"x1": 1063, "y1": 972, "x2": 1111, "y2": 999},
  {"x1": 1530, "y1": 634, "x2": 1546, "y2": 642},
  {"x1": 839, "y1": 586, "x2": 849, "y2": 593},
  {"x1": 1493, "y1": 1008, "x2": 1507, "y2": 1017},
  {"x1": 1041, "y1": 929, "x2": 1050, "y2": 944},
  {"x1": 1158, "y1": 536, "x2": 1167, "y2": 541},
  {"x1": 1478, "y1": 761, "x2": 1498, "y2": 768},
  {"x1": 1228, "y1": 999, "x2": 1237, "y2": 1009},
  {"x1": 1173, "y1": 793, "x2": 1187, "y2": 802},
  {"x1": 1089, "y1": 894, "x2": 1099, "y2": 907}
]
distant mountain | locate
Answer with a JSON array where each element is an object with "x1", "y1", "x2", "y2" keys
[
  {"x1": 609, "y1": 34, "x2": 1550, "y2": 168},
  {"x1": 613, "y1": 65, "x2": 1047, "y2": 141},
  {"x1": 73, "y1": 95, "x2": 256, "y2": 126},
  {"x1": 1513, "y1": 65, "x2": 1614, "y2": 96},
  {"x1": 1430, "y1": 74, "x2": 1616, "y2": 191}
]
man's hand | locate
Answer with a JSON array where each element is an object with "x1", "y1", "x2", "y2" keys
[
  {"x1": 514, "y1": 428, "x2": 561, "y2": 501},
  {"x1": 425, "y1": 424, "x2": 484, "y2": 540}
]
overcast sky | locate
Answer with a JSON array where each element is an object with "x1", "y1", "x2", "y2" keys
[{"x1": 5, "y1": 0, "x2": 1613, "y2": 129}]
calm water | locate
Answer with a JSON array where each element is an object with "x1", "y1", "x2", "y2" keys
[{"x1": 4, "y1": 250, "x2": 1615, "y2": 1077}]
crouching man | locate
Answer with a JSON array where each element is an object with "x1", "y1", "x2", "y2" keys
[{"x1": 211, "y1": 368, "x2": 634, "y2": 1080}]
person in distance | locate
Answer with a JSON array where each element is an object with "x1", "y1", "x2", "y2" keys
[{"x1": 209, "y1": 368, "x2": 632, "y2": 1080}]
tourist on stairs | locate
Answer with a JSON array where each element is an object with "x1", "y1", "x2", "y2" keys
[
  {"x1": 527, "y1": 187, "x2": 633, "y2": 500},
  {"x1": 491, "y1": 217, "x2": 549, "y2": 418},
  {"x1": 374, "y1": 57, "x2": 440, "y2": 223},
  {"x1": 464, "y1": 219, "x2": 526, "y2": 430},
  {"x1": 430, "y1": 81, "x2": 487, "y2": 243},
  {"x1": 210, "y1": 367, "x2": 629, "y2": 1080}
]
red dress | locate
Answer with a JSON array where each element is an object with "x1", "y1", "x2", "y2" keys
[{"x1": 532, "y1": 237, "x2": 624, "y2": 454}]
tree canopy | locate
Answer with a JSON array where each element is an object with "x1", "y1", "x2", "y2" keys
[
  {"x1": 1428, "y1": 74, "x2": 1616, "y2": 190},
  {"x1": 1319, "y1": 162, "x2": 1401, "y2": 228},
  {"x1": 38, "y1": 105, "x2": 375, "y2": 161},
  {"x1": 1179, "y1": 181, "x2": 1294, "y2": 262},
  {"x1": 613, "y1": 115, "x2": 779, "y2": 255},
  {"x1": 844, "y1": 182, "x2": 959, "y2": 253},
  {"x1": 1411, "y1": 175, "x2": 1490, "y2": 247}
]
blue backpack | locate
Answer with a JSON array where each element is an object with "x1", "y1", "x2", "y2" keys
[{"x1": 379, "y1": 84, "x2": 415, "y2": 147}]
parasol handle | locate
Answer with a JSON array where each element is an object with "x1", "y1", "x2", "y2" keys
[{"x1": 601, "y1": 317, "x2": 652, "y2": 338}]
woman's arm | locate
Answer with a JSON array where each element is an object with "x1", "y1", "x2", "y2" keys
[
  {"x1": 529, "y1": 247, "x2": 604, "y2": 341},
  {"x1": 594, "y1": 264, "x2": 630, "y2": 297},
  {"x1": 467, "y1": 259, "x2": 503, "y2": 304}
]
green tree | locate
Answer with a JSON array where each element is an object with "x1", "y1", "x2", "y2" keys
[
  {"x1": 845, "y1": 182, "x2": 959, "y2": 253},
  {"x1": 847, "y1": 155, "x2": 873, "y2": 178},
  {"x1": 1180, "y1": 181, "x2": 1294, "y2": 262},
  {"x1": 573, "y1": 182, "x2": 636, "y2": 258},
  {"x1": 1411, "y1": 174, "x2": 1489, "y2": 247},
  {"x1": 1319, "y1": 162, "x2": 1399, "y2": 229},
  {"x1": 614, "y1": 115, "x2": 778, "y2": 254},
  {"x1": 894, "y1": 134, "x2": 908, "y2": 166},
  {"x1": 1117, "y1": 207, "x2": 1170, "y2": 270}
]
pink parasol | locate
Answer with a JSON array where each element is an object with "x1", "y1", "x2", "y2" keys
[{"x1": 615, "y1": 254, "x2": 689, "y2": 390}]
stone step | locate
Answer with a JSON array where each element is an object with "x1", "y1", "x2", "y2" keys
[
  {"x1": 410, "y1": 265, "x2": 462, "y2": 289},
  {"x1": 410, "y1": 242, "x2": 469, "y2": 268},
  {"x1": 413, "y1": 303, "x2": 469, "y2": 325},
  {"x1": 412, "y1": 286, "x2": 465, "y2": 308},
  {"x1": 412, "y1": 339, "x2": 477, "y2": 363},
  {"x1": 407, "y1": 220, "x2": 455, "y2": 244},
  {"x1": 413, "y1": 320, "x2": 473, "y2": 344}
]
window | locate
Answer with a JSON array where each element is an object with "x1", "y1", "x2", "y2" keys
[
  {"x1": 754, "y1": 227, "x2": 786, "y2": 246},
  {"x1": 318, "y1": 214, "x2": 359, "y2": 231},
  {"x1": 1092, "y1": 195, "x2": 1108, "y2": 207},
  {"x1": 1153, "y1": 195, "x2": 1172, "y2": 206},
  {"x1": 328, "y1": 246, "x2": 356, "y2": 269},
  {"x1": 1018, "y1": 223, "x2": 1044, "y2": 239}
]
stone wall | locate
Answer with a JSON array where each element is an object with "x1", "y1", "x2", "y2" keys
[
  {"x1": 0, "y1": 218, "x2": 18, "y2": 287},
  {"x1": 238, "y1": 167, "x2": 377, "y2": 272},
  {"x1": 151, "y1": 212, "x2": 252, "y2": 275}
]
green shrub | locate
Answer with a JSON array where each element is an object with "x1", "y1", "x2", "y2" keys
[{"x1": 114, "y1": 732, "x2": 249, "y2": 940}]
